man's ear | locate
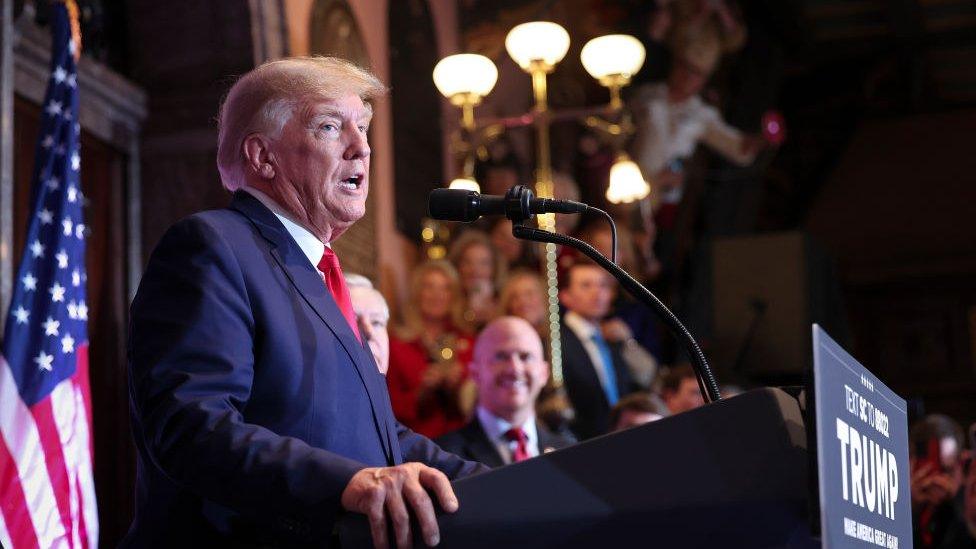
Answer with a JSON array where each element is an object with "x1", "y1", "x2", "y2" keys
[{"x1": 242, "y1": 134, "x2": 276, "y2": 180}]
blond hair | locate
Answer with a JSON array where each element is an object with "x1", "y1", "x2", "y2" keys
[
  {"x1": 399, "y1": 260, "x2": 471, "y2": 340},
  {"x1": 216, "y1": 56, "x2": 387, "y2": 191}
]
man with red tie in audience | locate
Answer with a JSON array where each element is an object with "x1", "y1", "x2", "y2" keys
[
  {"x1": 436, "y1": 317, "x2": 576, "y2": 467},
  {"x1": 125, "y1": 57, "x2": 486, "y2": 549}
]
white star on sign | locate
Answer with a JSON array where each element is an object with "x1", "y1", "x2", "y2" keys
[
  {"x1": 46, "y1": 176, "x2": 60, "y2": 190},
  {"x1": 13, "y1": 306, "x2": 29, "y2": 324},
  {"x1": 49, "y1": 283, "x2": 66, "y2": 303},
  {"x1": 63, "y1": 217, "x2": 73, "y2": 236},
  {"x1": 35, "y1": 351, "x2": 54, "y2": 371},
  {"x1": 46, "y1": 100, "x2": 63, "y2": 117},
  {"x1": 77, "y1": 301, "x2": 88, "y2": 320},
  {"x1": 41, "y1": 135, "x2": 55, "y2": 148},
  {"x1": 71, "y1": 269, "x2": 81, "y2": 287},
  {"x1": 67, "y1": 186, "x2": 78, "y2": 202},
  {"x1": 67, "y1": 300, "x2": 79, "y2": 319},
  {"x1": 56, "y1": 250, "x2": 69, "y2": 269},
  {"x1": 22, "y1": 273, "x2": 37, "y2": 291},
  {"x1": 70, "y1": 153, "x2": 80, "y2": 171},
  {"x1": 30, "y1": 240, "x2": 45, "y2": 258},
  {"x1": 43, "y1": 317, "x2": 60, "y2": 336},
  {"x1": 61, "y1": 334, "x2": 75, "y2": 354},
  {"x1": 39, "y1": 209, "x2": 54, "y2": 224},
  {"x1": 53, "y1": 66, "x2": 67, "y2": 83}
]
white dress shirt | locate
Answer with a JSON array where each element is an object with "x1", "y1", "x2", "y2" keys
[
  {"x1": 476, "y1": 406, "x2": 539, "y2": 465},
  {"x1": 563, "y1": 311, "x2": 616, "y2": 394},
  {"x1": 243, "y1": 186, "x2": 328, "y2": 273}
]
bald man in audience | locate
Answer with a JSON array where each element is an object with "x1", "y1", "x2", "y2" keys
[{"x1": 436, "y1": 317, "x2": 576, "y2": 467}]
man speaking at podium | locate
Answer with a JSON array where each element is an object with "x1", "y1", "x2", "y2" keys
[{"x1": 124, "y1": 57, "x2": 486, "y2": 548}]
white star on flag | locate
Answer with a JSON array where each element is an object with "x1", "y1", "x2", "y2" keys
[
  {"x1": 55, "y1": 144, "x2": 66, "y2": 156},
  {"x1": 67, "y1": 74, "x2": 77, "y2": 88},
  {"x1": 63, "y1": 217, "x2": 73, "y2": 236},
  {"x1": 46, "y1": 176, "x2": 60, "y2": 190},
  {"x1": 43, "y1": 317, "x2": 61, "y2": 336},
  {"x1": 22, "y1": 273, "x2": 37, "y2": 291},
  {"x1": 53, "y1": 65, "x2": 67, "y2": 83},
  {"x1": 35, "y1": 351, "x2": 55, "y2": 372},
  {"x1": 72, "y1": 269, "x2": 81, "y2": 287},
  {"x1": 39, "y1": 208, "x2": 54, "y2": 224},
  {"x1": 75, "y1": 224, "x2": 86, "y2": 239},
  {"x1": 46, "y1": 100, "x2": 63, "y2": 116},
  {"x1": 41, "y1": 134, "x2": 55, "y2": 148},
  {"x1": 13, "y1": 306, "x2": 30, "y2": 324},
  {"x1": 77, "y1": 301, "x2": 88, "y2": 320},
  {"x1": 70, "y1": 152, "x2": 80, "y2": 171},
  {"x1": 56, "y1": 250, "x2": 69, "y2": 269},
  {"x1": 67, "y1": 300, "x2": 79, "y2": 319},
  {"x1": 30, "y1": 240, "x2": 45, "y2": 258},
  {"x1": 61, "y1": 334, "x2": 75, "y2": 354},
  {"x1": 49, "y1": 282, "x2": 66, "y2": 303},
  {"x1": 67, "y1": 186, "x2": 78, "y2": 202}
]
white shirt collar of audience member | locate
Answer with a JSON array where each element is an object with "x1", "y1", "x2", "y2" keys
[
  {"x1": 476, "y1": 405, "x2": 539, "y2": 464},
  {"x1": 244, "y1": 186, "x2": 329, "y2": 272}
]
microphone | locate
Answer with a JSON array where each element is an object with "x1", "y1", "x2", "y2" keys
[{"x1": 428, "y1": 186, "x2": 588, "y2": 222}]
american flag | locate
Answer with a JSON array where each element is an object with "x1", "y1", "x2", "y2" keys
[{"x1": 0, "y1": 2, "x2": 98, "y2": 547}]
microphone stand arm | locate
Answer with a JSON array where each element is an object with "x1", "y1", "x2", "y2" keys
[{"x1": 511, "y1": 222, "x2": 722, "y2": 404}]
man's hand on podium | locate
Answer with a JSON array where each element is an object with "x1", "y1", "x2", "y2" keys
[{"x1": 341, "y1": 462, "x2": 459, "y2": 548}]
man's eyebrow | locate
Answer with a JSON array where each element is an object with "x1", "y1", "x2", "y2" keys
[{"x1": 306, "y1": 106, "x2": 373, "y2": 125}]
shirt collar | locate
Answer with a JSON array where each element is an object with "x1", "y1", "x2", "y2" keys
[
  {"x1": 476, "y1": 406, "x2": 537, "y2": 447},
  {"x1": 563, "y1": 310, "x2": 600, "y2": 340},
  {"x1": 243, "y1": 186, "x2": 327, "y2": 270}
]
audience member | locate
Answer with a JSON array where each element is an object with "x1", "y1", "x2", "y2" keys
[
  {"x1": 490, "y1": 218, "x2": 538, "y2": 271},
  {"x1": 345, "y1": 273, "x2": 391, "y2": 375},
  {"x1": 659, "y1": 363, "x2": 704, "y2": 415},
  {"x1": 497, "y1": 270, "x2": 549, "y2": 340},
  {"x1": 436, "y1": 317, "x2": 576, "y2": 467},
  {"x1": 387, "y1": 260, "x2": 475, "y2": 439},
  {"x1": 609, "y1": 392, "x2": 670, "y2": 432},
  {"x1": 911, "y1": 414, "x2": 969, "y2": 548},
  {"x1": 449, "y1": 230, "x2": 506, "y2": 330},
  {"x1": 558, "y1": 261, "x2": 656, "y2": 439}
]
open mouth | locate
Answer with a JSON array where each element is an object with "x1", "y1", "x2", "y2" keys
[{"x1": 339, "y1": 174, "x2": 364, "y2": 190}]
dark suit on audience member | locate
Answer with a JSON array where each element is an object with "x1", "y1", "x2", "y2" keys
[
  {"x1": 560, "y1": 324, "x2": 640, "y2": 440},
  {"x1": 436, "y1": 417, "x2": 576, "y2": 468},
  {"x1": 124, "y1": 191, "x2": 485, "y2": 547}
]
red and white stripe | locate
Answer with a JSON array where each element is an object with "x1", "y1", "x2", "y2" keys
[{"x1": 0, "y1": 348, "x2": 98, "y2": 549}]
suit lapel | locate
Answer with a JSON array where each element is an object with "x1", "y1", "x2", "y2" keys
[
  {"x1": 462, "y1": 420, "x2": 505, "y2": 468},
  {"x1": 230, "y1": 191, "x2": 395, "y2": 462}
]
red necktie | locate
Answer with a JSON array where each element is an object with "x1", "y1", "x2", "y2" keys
[
  {"x1": 317, "y1": 248, "x2": 361, "y2": 342},
  {"x1": 504, "y1": 427, "x2": 530, "y2": 463}
]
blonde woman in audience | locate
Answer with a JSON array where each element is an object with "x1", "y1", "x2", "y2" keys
[
  {"x1": 449, "y1": 229, "x2": 506, "y2": 330},
  {"x1": 387, "y1": 260, "x2": 475, "y2": 439}
]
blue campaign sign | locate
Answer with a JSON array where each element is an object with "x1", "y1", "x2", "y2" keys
[{"x1": 813, "y1": 325, "x2": 912, "y2": 548}]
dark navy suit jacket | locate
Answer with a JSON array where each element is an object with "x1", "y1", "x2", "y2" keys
[{"x1": 124, "y1": 192, "x2": 485, "y2": 547}]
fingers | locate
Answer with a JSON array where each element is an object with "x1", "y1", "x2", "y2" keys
[
  {"x1": 385, "y1": 482, "x2": 412, "y2": 549},
  {"x1": 403, "y1": 476, "x2": 440, "y2": 547},
  {"x1": 366, "y1": 487, "x2": 390, "y2": 549},
  {"x1": 419, "y1": 466, "x2": 459, "y2": 513}
]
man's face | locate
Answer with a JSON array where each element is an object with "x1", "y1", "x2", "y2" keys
[
  {"x1": 458, "y1": 243, "x2": 494, "y2": 292},
  {"x1": 505, "y1": 276, "x2": 546, "y2": 327},
  {"x1": 350, "y1": 287, "x2": 389, "y2": 375},
  {"x1": 418, "y1": 270, "x2": 452, "y2": 321},
  {"x1": 560, "y1": 265, "x2": 614, "y2": 322},
  {"x1": 665, "y1": 378, "x2": 704, "y2": 414},
  {"x1": 471, "y1": 320, "x2": 549, "y2": 420},
  {"x1": 266, "y1": 94, "x2": 372, "y2": 240},
  {"x1": 668, "y1": 59, "x2": 709, "y2": 103}
]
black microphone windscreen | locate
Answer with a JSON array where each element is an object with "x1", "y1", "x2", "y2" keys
[{"x1": 428, "y1": 188, "x2": 479, "y2": 222}]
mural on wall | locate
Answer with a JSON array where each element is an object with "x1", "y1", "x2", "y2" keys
[{"x1": 308, "y1": 0, "x2": 378, "y2": 279}]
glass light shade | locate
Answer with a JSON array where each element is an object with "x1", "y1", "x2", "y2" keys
[
  {"x1": 505, "y1": 21, "x2": 570, "y2": 71},
  {"x1": 448, "y1": 177, "x2": 481, "y2": 193},
  {"x1": 581, "y1": 34, "x2": 646, "y2": 82},
  {"x1": 432, "y1": 54, "x2": 498, "y2": 101},
  {"x1": 606, "y1": 155, "x2": 650, "y2": 204}
]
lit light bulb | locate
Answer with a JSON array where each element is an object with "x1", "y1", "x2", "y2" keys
[
  {"x1": 606, "y1": 154, "x2": 650, "y2": 204},
  {"x1": 448, "y1": 177, "x2": 481, "y2": 193}
]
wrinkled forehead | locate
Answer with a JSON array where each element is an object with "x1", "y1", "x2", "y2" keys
[{"x1": 298, "y1": 93, "x2": 374, "y2": 124}]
